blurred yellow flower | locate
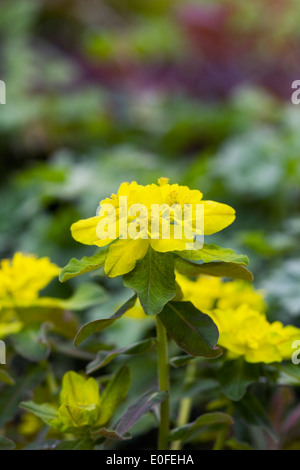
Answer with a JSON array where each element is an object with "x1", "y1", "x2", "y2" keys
[
  {"x1": 210, "y1": 305, "x2": 300, "y2": 364},
  {"x1": 0, "y1": 252, "x2": 61, "y2": 338},
  {"x1": 175, "y1": 273, "x2": 266, "y2": 313},
  {"x1": 71, "y1": 178, "x2": 235, "y2": 277}
]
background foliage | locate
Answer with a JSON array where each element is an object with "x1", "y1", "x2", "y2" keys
[{"x1": 1, "y1": 0, "x2": 300, "y2": 450}]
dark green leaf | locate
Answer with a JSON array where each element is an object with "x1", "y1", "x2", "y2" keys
[
  {"x1": 92, "y1": 428, "x2": 131, "y2": 441},
  {"x1": 175, "y1": 258, "x2": 254, "y2": 281},
  {"x1": 74, "y1": 294, "x2": 137, "y2": 347},
  {"x1": 59, "y1": 248, "x2": 109, "y2": 282},
  {"x1": 55, "y1": 438, "x2": 95, "y2": 450},
  {"x1": 169, "y1": 412, "x2": 233, "y2": 442},
  {"x1": 123, "y1": 247, "x2": 176, "y2": 315},
  {"x1": 115, "y1": 390, "x2": 167, "y2": 436},
  {"x1": 159, "y1": 301, "x2": 222, "y2": 358},
  {"x1": 236, "y1": 394, "x2": 277, "y2": 441},
  {"x1": 0, "y1": 364, "x2": 47, "y2": 427},
  {"x1": 86, "y1": 338, "x2": 156, "y2": 374},
  {"x1": 218, "y1": 360, "x2": 261, "y2": 401}
]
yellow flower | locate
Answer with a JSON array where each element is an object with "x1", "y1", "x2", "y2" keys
[
  {"x1": 22, "y1": 369, "x2": 130, "y2": 434},
  {"x1": 210, "y1": 305, "x2": 300, "y2": 364},
  {"x1": 71, "y1": 178, "x2": 235, "y2": 277},
  {"x1": 52, "y1": 372, "x2": 102, "y2": 432},
  {"x1": 0, "y1": 252, "x2": 61, "y2": 338},
  {"x1": 176, "y1": 273, "x2": 266, "y2": 313}
]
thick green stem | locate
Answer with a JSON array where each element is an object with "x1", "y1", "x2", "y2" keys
[
  {"x1": 171, "y1": 361, "x2": 197, "y2": 451},
  {"x1": 156, "y1": 316, "x2": 170, "y2": 450}
]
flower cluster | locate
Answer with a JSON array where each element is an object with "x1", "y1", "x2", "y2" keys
[
  {"x1": 176, "y1": 274, "x2": 299, "y2": 363},
  {"x1": 71, "y1": 178, "x2": 235, "y2": 277}
]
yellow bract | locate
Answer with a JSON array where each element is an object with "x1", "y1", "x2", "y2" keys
[
  {"x1": 71, "y1": 178, "x2": 236, "y2": 277},
  {"x1": 0, "y1": 252, "x2": 61, "y2": 339},
  {"x1": 51, "y1": 372, "x2": 102, "y2": 432}
]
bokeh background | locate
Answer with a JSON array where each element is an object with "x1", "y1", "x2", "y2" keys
[{"x1": 1, "y1": 0, "x2": 300, "y2": 449}]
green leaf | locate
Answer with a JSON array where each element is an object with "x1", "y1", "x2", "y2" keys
[
  {"x1": 159, "y1": 301, "x2": 222, "y2": 358},
  {"x1": 0, "y1": 369, "x2": 15, "y2": 386},
  {"x1": 0, "y1": 364, "x2": 47, "y2": 427},
  {"x1": 226, "y1": 438, "x2": 253, "y2": 450},
  {"x1": 92, "y1": 428, "x2": 131, "y2": 441},
  {"x1": 20, "y1": 401, "x2": 58, "y2": 425},
  {"x1": 236, "y1": 394, "x2": 277, "y2": 441},
  {"x1": 170, "y1": 355, "x2": 196, "y2": 368},
  {"x1": 177, "y1": 244, "x2": 249, "y2": 265},
  {"x1": 58, "y1": 283, "x2": 108, "y2": 311},
  {"x1": 169, "y1": 412, "x2": 233, "y2": 442},
  {"x1": 218, "y1": 360, "x2": 261, "y2": 401},
  {"x1": 97, "y1": 365, "x2": 131, "y2": 427},
  {"x1": 0, "y1": 436, "x2": 16, "y2": 450},
  {"x1": 12, "y1": 324, "x2": 51, "y2": 362},
  {"x1": 175, "y1": 258, "x2": 254, "y2": 281},
  {"x1": 74, "y1": 294, "x2": 137, "y2": 347},
  {"x1": 15, "y1": 306, "x2": 78, "y2": 340},
  {"x1": 86, "y1": 338, "x2": 156, "y2": 374},
  {"x1": 115, "y1": 390, "x2": 168, "y2": 436},
  {"x1": 59, "y1": 248, "x2": 109, "y2": 282},
  {"x1": 54, "y1": 438, "x2": 95, "y2": 450},
  {"x1": 123, "y1": 247, "x2": 176, "y2": 315}
]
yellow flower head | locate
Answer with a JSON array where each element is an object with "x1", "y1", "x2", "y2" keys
[
  {"x1": 71, "y1": 179, "x2": 236, "y2": 277},
  {"x1": 210, "y1": 305, "x2": 300, "y2": 364},
  {"x1": 176, "y1": 273, "x2": 266, "y2": 313},
  {"x1": 0, "y1": 252, "x2": 61, "y2": 305},
  {"x1": 0, "y1": 252, "x2": 61, "y2": 338}
]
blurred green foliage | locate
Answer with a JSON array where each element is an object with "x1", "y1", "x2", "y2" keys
[{"x1": 1, "y1": 0, "x2": 300, "y2": 451}]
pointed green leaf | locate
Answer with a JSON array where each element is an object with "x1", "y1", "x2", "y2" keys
[
  {"x1": 20, "y1": 401, "x2": 58, "y2": 425},
  {"x1": 169, "y1": 412, "x2": 233, "y2": 442},
  {"x1": 59, "y1": 248, "x2": 109, "y2": 282},
  {"x1": 86, "y1": 338, "x2": 156, "y2": 374},
  {"x1": 74, "y1": 294, "x2": 137, "y2": 347},
  {"x1": 159, "y1": 301, "x2": 222, "y2": 358},
  {"x1": 97, "y1": 366, "x2": 131, "y2": 427},
  {"x1": 123, "y1": 247, "x2": 176, "y2": 315},
  {"x1": 218, "y1": 359, "x2": 261, "y2": 401},
  {"x1": 115, "y1": 390, "x2": 168, "y2": 436}
]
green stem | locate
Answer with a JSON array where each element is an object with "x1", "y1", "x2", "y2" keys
[
  {"x1": 213, "y1": 403, "x2": 234, "y2": 451},
  {"x1": 171, "y1": 361, "x2": 197, "y2": 451},
  {"x1": 156, "y1": 316, "x2": 170, "y2": 450}
]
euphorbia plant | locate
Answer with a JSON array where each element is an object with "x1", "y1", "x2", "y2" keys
[{"x1": 60, "y1": 178, "x2": 253, "y2": 450}]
